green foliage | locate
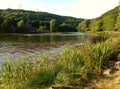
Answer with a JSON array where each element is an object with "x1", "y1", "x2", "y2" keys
[
  {"x1": 0, "y1": 32, "x2": 120, "y2": 88},
  {"x1": 17, "y1": 20, "x2": 24, "y2": 28},
  {"x1": 102, "y1": 15, "x2": 116, "y2": 31},
  {"x1": 115, "y1": 13, "x2": 120, "y2": 31},
  {"x1": 79, "y1": 6, "x2": 120, "y2": 32},
  {"x1": 50, "y1": 19, "x2": 57, "y2": 32},
  {"x1": 17, "y1": 20, "x2": 26, "y2": 33},
  {"x1": 37, "y1": 25, "x2": 48, "y2": 32},
  {"x1": 89, "y1": 19, "x2": 103, "y2": 32},
  {"x1": 98, "y1": 6, "x2": 119, "y2": 31},
  {"x1": 58, "y1": 23, "x2": 77, "y2": 32},
  {"x1": 0, "y1": 16, "x2": 3, "y2": 25},
  {"x1": 1, "y1": 19, "x2": 13, "y2": 32},
  {"x1": 1, "y1": 6, "x2": 120, "y2": 32},
  {"x1": 88, "y1": 32, "x2": 110, "y2": 43},
  {"x1": 77, "y1": 20, "x2": 90, "y2": 32},
  {"x1": 28, "y1": 70, "x2": 54, "y2": 86},
  {"x1": 0, "y1": 9, "x2": 82, "y2": 33},
  {"x1": 2, "y1": 58, "x2": 32, "y2": 83}
]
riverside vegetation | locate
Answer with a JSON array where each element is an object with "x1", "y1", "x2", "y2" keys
[
  {"x1": 0, "y1": 5, "x2": 120, "y2": 89},
  {"x1": 0, "y1": 32, "x2": 120, "y2": 89}
]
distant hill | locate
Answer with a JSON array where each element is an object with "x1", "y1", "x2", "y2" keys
[
  {"x1": 1, "y1": 6, "x2": 119, "y2": 33},
  {"x1": 0, "y1": 9, "x2": 83, "y2": 33},
  {"x1": 77, "y1": 6, "x2": 120, "y2": 32}
]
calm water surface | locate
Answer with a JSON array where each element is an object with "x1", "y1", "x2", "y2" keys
[
  {"x1": 0, "y1": 32, "x2": 91, "y2": 65},
  {"x1": 0, "y1": 32, "x2": 89, "y2": 45}
]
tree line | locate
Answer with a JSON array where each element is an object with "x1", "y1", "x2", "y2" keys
[
  {"x1": 0, "y1": 9, "x2": 83, "y2": 33},
  {"x1": 77, "y1": 6, "x2": 120, "y2": 32},
  {"x1": 0, "y1": 6, "x2": 119, "y2": 33}
]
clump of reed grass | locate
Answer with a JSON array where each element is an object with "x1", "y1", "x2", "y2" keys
[
  {"x1": 88, "y1": 31, "x2": 120, "y2": 44},
  {"x1": 0, "y1": 32, "x2": 120, "y2": 89}
]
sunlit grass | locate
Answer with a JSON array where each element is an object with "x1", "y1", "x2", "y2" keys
[{"x1": 0, "y1": 32, "x2": 120, "y2": 89}]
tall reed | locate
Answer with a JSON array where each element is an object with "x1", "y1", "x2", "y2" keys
[{"x1": 0, "y1": 32, "x2": 120, "y2": 89}]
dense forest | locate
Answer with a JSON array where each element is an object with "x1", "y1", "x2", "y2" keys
[
  {"x1": 0, "y1": 6, "x2": 120, "y2": 33},
  {"x1": 0, "y1": 9, "x2": 83, "y2": 33},
  {"x1": 77, "y1": 6, "x2": 120, "y2": 32}
]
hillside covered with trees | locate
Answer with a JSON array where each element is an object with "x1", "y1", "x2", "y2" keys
[
  {"x1": 0, "y1": 6, "x2": 120, "y2": 33},
  {"x1": 0, "y1": 9, "x2": 83, "y2": 33},
  {"x1": 77, "y1": 6, "x2": 120, "y2": 32}
]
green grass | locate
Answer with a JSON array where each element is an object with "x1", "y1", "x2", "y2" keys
[
  {"x1": 0, "y1": 32, "x2": 120, "y2": 89},
  {"x1": 88, "y1": 31, "x2": 120, "y2": 43}
]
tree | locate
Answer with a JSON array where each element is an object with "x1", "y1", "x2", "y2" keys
[
  {"x1": 17, "y1": 20, "x2": 24, "y2": 27},
  {"x1": 58, "y1": 23, "x2": 77, "y2": 32},
  {"x1": 77, "y1": 20, "x2": 89, "y2": 32},
  {"x1": 0, "y1": 16, "x2": 3, "y2": 31},
  {"x1": 0, "y1": 9, "x2": 83, "y2": 33},
  {"x1": 1, "y1": 19, "x2": 12, "y2": 32},
  {"x1": 50, "y1": 19, "x2": 57, "y2": 32},
  {"x1": 17, "y1": 20, "x2": 25, "y2": 32},
  {"x1": 89, "y1": 20, "x2": 103, "y2": 32},
  {"x1": 115, "y1": 13, "x2": 120, "y2": 31},
  {"x1": 102, "y1": 15, "x2": 115, "y2": 31},
  {"x1": 0, "y1": 16, "x2": 3, "y2": 25},
  {"x1": 37, "y1": 25, "x2": 47, "y2": 32}
]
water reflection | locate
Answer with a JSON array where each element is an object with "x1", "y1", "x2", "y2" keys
[
  {"x1": 0, "y1": 32, "x2": 89, "y2": 46},
  {"x1": 0, "y1": 32, "x2": 90, "y2": 64}
]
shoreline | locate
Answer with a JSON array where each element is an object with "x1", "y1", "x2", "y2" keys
[
  {"x1": 0, "y1": 40, "x2": 86, "y2": 61},
  {"x1": 19, "y1": 40, "x2": 84, "y2": 50}
]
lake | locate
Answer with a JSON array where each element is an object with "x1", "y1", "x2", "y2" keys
[{"x1": 0, "y1": 32, "x2": 91, "y2": 65}]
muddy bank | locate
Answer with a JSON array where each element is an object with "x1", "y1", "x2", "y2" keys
[
  {"x1": 0, "y1": 40, "x2": 86, "y2": 62},
  {"x1": 19, "y1": 40, "x2": 83, "y2": 50}
]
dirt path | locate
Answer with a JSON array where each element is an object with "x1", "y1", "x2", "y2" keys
[
  {"x1": 85, "y1": 60, "x2": 120, "y2": 89},
  {"x1": 95, "y1": 68, "x2": 120, "y2": 89}
]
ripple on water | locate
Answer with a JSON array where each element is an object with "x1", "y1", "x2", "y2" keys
[{"x1": 0, "y1": 32, "x2": 91, "y2": 67}]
